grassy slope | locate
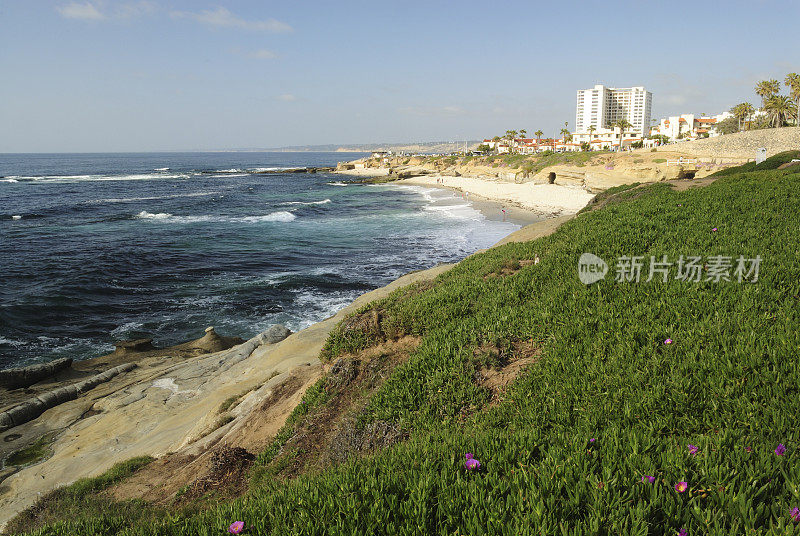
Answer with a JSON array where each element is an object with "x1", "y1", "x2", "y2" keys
[{"x1": 15, "y1": 154, "x2": 800, "y2": 535}]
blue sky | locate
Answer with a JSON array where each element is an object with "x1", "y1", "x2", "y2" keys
[{"x1": 1, "y1": 0, "x2": 798, "y2": 152}]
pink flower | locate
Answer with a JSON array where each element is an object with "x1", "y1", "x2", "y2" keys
[
  {"x1": 678, "y1": 528, "x2": 687, "y2": 536},
  {"x1": 687, "y1": 444, "x2": 699, "y2": 456},
  {"x1": 664, "y1": 338, "x2": 673, "y2": 345},
  {"x1": 675, "y1": 481, "x2": 688, "y2": 493},
  {"x1": 775, "y1": 443, "x2": 787, "y2": 456},
  {"x1": 711, "y1": 227, "x2": 718, "y2": 232},
  {"x1": 791, "y1": 507, "x2": 800, "y2": 522},
  {"x1": 745, "y1": 446, "x2": 752, "y2": 452},
  {"x1": 641, "y1": 475, "x2": 656, "y2": 483},
  {"x1": 228, "y1": 521, "x2": 245, "y2": 534},
  {"x1": 465, "y1": 453, "x2": 481, "y2": 471}
]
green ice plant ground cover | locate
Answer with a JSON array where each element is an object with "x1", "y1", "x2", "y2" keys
[{"x1": 16, "y1": 154, "x2": 800, "y2": 535}]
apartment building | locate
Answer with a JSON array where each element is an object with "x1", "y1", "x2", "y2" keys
[{"x1": 573, "y1": 84, "x2": 653, "y2": 145}]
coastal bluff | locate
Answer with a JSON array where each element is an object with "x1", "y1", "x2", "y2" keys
[{"x1": 336, "y1": 128, "x2": 800, "y2": 193}]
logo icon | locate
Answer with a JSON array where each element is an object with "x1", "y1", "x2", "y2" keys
[{"x1": 578, "y1": 253, "x2": 608, "y2": 285}]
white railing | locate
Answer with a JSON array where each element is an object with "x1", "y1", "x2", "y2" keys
[{"x1": 666, "y1": 158, "x2": 699, "y2": 165}]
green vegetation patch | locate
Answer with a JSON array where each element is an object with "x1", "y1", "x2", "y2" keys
[
  {"x1": 4, "y1": 432, "x2": 58, "y2": 467},
  {"x1": 4, "y1": 456, "x2": 155, "y2": 535},
  {"x1": 711, "y1": 150, "x2": 800, "y2": 177}
]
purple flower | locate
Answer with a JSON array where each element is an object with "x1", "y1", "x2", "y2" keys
[
  {"x1": 589, "y1": 438, "x2": 596, "y2": 443},
  {"x1": 228, "y1": 521, "x2": 245, "y2": 534},
  {"x1": 744, "y1": 446, "x2": 752, "y2": 453},
  {"x1": 664, "y1": 338, "x2": 673, "y2": 345},
  {"x1": 791, "y1": 507, "x2": 800, "y2": 522},
  {"x1": 641, "y1": 475, "x2": 656, "y2": 483},
  {"x1": 711, "y1": 227, "x2": 718, "y2": 232},
  {"x1": 775, "y1": 443, "x2": 787, "y2": 456},
  {"x1": 675, "y1": 481, "x2": 688, "y2": 493},
  {"x1": 465, "y1": 453, "x2": 473, "y2": 460},
  {"x1": 465, "y1": 456, "x2": 481, "y2": 471},
  {"x1": 678, "y1": 528, "x2": 687, "y2": 536},
  {"x1": 687, "y1": 444, "x2": 699, "y2": 456}
]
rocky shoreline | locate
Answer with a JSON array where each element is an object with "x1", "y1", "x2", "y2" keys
[{"x1": 0, "y1": 258, "x2": 462, "y2": 528}]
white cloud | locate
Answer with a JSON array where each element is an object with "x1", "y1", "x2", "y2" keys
[
  {"x1": 57, "y1": 1, "x2": 105, "y2": 20},
  {"x1": 171, "y1": 7, "x2": 292, "y2": 33},
  {"x1": 57, "y1": 1, "x2": 158, "y2": 20},
  {"x1": 249, "y1": 49, "x2": 278, "y2": 60},
  {"x1": 115, "y1": 1, "x2": 157, "y2": 18},
  {"x1": 276, "y1": 94, "x2": 297, "y2": 101}
]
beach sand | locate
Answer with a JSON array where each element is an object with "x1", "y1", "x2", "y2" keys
[
  {"x1": 334, "y1": 167, "x2": 391, "y2": 177},
  {"x1": 399, "y1": 175, "x2": 595, "y2": 217}
]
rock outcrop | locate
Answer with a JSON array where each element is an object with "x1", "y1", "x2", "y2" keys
[
  {"x1": 0, "y1": 363, "x2": 136, "y2": 433},
  {"x1": 0, "y1": 358, "x2": 73, "y2": 390}
]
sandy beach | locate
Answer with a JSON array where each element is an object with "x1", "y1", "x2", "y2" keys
[
  {"x1": 334, "y1": 167, "x2": 391, "y2": 177},
  {"x1": 399, "y1": 175, "x2": 595, "y2": 216}
]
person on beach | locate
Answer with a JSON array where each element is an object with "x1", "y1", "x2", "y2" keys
[{"x1": 502, "y1": 207, "x2": 506, "y2": 221}]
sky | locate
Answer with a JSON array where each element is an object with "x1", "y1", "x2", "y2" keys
[{"x1": 1, "y1": 0, "x2": 799, "y2": 152}]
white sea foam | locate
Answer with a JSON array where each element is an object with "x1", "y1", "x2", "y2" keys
[
  {"x1": 154, "y1": 167, "x2": 170, "y2": 171},
  {"x1": 136, "y1": 210, "x2": 296, "y2": 223},
  {"x1": 290, "y1": 289, "x2": 362, "y2": 330},
  {"x1": 1, "y1": 179, "x2": 19, "y2": 183},
  {"x1": 280, "y1": 198, "x2": 332, "y2": 206},
  {"x1": 17, "y1": 173, "x2": 190, "y2": 183},
  {"x1": 136, "y1": 211, "x2": 173, "y2": 220},
  {"x1": 0, "y1": 337, "x2": 27, "y2": 347},
  {"x1": 217, "y1": 168, "x2": 244, "y2": 173},
  {"x1": 11, "y1": 215, "x2": 22, "y2": 220},
  {"x1": 424, "y1": 203, "x2": 482, "y2": 220},
  {"x1": 327, "y1": 181, "x2": 348, "y2": 186},
  {"x1": 88, "y1": 192, "x2": 216, "y2": 204},
  {"x1": 239, "y1": 211, "x2": 296, "y2": 223},
  {"x1": 111, "y1": 321, "x2": 144, "y2": 337}
]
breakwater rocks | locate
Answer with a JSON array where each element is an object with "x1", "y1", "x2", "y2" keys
[{"x1": 251, "y1": 167, "x2": 334, "y2": 174}]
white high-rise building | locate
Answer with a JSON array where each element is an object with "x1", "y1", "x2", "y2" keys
[{"x1": 574, "y1": 85, "x2": 653, "y2": 146}]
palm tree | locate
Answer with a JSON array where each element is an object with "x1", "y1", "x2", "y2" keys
[
  {"x1": 731, "y1": 103, "x2": 754, "y2": 131},
  {"x1": 613, "y1": 119, "x2": 633, "y2": 150},
  {"x1": 587, "y1": 124, "x2": 596, "y2": 139},
  {"x1": 534, "y1": 129, "x2": 543, "y2": 147},
  {"x1": 765, "y1": 95, "x2": 798, "y2": 128},
  {"x1": 519, "y1": 129, "x2": 528, "y2": 139},
  {"x1": 755, "y1": 79, "x2": 780, "y2": 109},
  {"x1": 785, "y1": 73, "x2": 800, "y2": 125},
  {"x1": 505, "y1": 130, "x2": 518, "y2": 152},
  {"x1": 560, "y1": 127, "x2": 571, "y2": 142},
  {"x1": 741, "y1": 102, "x2": 754, "y2": 130}
]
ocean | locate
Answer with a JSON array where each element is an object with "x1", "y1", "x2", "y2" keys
[{"x1": 0, "y1": 152, "x2": 523, "y2": 370}]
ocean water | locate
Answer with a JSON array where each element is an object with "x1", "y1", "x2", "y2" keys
[{"x1": 0, "y1": 152, "x2": 521, "y2": 370}]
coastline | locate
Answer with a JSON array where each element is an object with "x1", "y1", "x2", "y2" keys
[
  {"x1": 0, "y1": 183, "x2": 590, "y2": 528},
  {"x1": 397, "y1": 176, "x2": 595, "y2": 217}
]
